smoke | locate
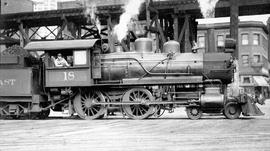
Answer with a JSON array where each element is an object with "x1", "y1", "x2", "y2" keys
[
  {"x1": 197, "y1": 0, "x2": 219, "y2": 18},
  {"x1": 114, "y1": 0, "x2": 145, "y2": 42},
  {"x1": 80, "y1": 0, "x2": 101, "y2": 34}
]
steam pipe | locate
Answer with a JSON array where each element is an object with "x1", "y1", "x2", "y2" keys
[{"x1": 103, "y1": 57, "x2": 192, "y2": 76}]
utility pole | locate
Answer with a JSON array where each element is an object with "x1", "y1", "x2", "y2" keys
[
  {"x1": 230, "y1": 0, "x2": 239, "y2": 59},
  {"x1": 267, "y1": 17, "x2": 270, "y2": 63},
  {"x1": 146, "y1": 0, "x2": 151, "y2": 38}
]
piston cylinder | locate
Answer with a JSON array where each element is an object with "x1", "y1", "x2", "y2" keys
[
  {"x1": 135, "y1": 38, "x2": 152, "y2": 53},
  {"x1": 200, "y1": 87, "x2": 224, "y2": 108}
]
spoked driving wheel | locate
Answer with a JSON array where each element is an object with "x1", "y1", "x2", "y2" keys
[
  {"x1": 73, "y1": 89, "x2": 106, "y2": 120},
  {"x1": 122, "y1": 88, "x2": 155, "y2": 120},
  {"x1": 223, "y1": 102, "x2": 241, "y2": 119},
  {"x1": 186, "y1": 107, "x2": 203, "y2": 120}
]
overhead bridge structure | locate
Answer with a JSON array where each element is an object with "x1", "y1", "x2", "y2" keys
[{"x1": 0, "y1": 0, "x2": 270, "y2": 55}]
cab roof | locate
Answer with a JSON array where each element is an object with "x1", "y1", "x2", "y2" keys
[{"x1": 24, "y1": 39, "x2": 100, "y2": 51}]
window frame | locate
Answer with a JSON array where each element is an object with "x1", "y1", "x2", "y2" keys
[
  {"x1": 46, "y1": 51, "x2": 74, "y2": 68},
  {"x1": 198, "y1": 36, "x2": 206, "y2": 48},
  {"x1": 73, "y1": 50, "x2": 89, "y2": 67},
  {"x1": 241, "y1": 33, "x2": 249, "y2": 45},
  {"x1": 241, "y1": 75, "x2": 253, "y2": 84},
  {"x1": 217, "y1": 34, "x2": 225, "y2": 47},
  {"x1": 252, "y1": 53, "x2": 262, "y2": 64},
  {"x1": 252, "y1": 33, "x2": 260, "y2": 45},
  {"x1": 241, "y1": 54, "x2": 249, "y2": 66}
]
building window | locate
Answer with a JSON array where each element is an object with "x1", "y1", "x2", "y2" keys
[
  {"x1": 242, "y1": 55, "x2": 249, "y2": 66},
  {"x1": 243, "y1": 77, "x2": 251, "y2": 84},
  {"x1": 241, "y1": 34, "x2": 249, "y2": 45},
  {"x1": 253, "y1": 54, "x2": 261, "y2": 63},
  {"x1": 253, "y1": 34, "x2": 260, "y2": 45},
  {"x1": 198, "y1": 36, "x2": 205, "y2": 48},
  {"x1": 217, "y1": 35, "x2": 225, "y2": 47},
  {"x1": 262, "y1": 35, "x2": 268, "y2": 50}
]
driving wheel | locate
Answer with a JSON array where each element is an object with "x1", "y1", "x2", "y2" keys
[
  {"x1": 73, "y1": 89, "x2": 106, "y2": 120},
  {"x1": 122, "y1": 88, "x2": 155, "y2": 120}
]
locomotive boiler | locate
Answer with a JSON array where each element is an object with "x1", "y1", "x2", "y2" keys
[{"x1": 99, "y1": 38, "x2": 233, "y2": 84}]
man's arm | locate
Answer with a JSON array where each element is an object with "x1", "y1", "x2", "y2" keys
[{"x1": 63, "y1": 59, "x2": 70, "y2": 67}]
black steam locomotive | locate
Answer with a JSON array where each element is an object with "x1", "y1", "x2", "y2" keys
[{"x1": 0, "y1": 38, "x2": 264, "y2": 120}]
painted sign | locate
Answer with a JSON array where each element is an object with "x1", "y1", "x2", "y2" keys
[
  {"x1": 0, "y1": 79, "x2": 16, "y2": 86},
  {"x1": 0, "y1": 69, "x2": 32, "y2": 96},
  {"x1": 46, "y1": 68, "x2": 92, "y2": 87}
]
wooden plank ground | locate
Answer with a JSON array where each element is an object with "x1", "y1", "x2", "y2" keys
[{"x1": 0, "y1": 101, "x2": 270, "y2": 151}]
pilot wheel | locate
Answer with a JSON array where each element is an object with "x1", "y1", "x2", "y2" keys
[
  {"x1": 38, "y1": 109, "x2": 50, "y2": 119},
  {"x1": 223, "y1": 102, "x2": 241, "y2": 119},
  {"x1": 186, "y1": 107, "x2": 203, "y2": 120}
]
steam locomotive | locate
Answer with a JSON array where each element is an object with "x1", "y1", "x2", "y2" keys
[{"x1": 0, "y1": 38, "x2": 264, "y2": 120}]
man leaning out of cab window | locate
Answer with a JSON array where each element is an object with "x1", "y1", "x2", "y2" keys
[{"x1": 52, "y1": 53, "x2": 70, "y2": 67}]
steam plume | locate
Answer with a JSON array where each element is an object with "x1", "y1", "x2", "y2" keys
[
  {"x1": 197, "y1": 0, "x2": 219, "y2": 18},
  {"x1": 114, "y1": 0, "x2": 145, "y2": 42},
  {"x1": 80, "y1": 0, "x2": 102, "y2": 34}
]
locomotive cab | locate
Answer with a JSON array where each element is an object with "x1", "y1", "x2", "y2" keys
[{"x1": 25, "y1": 39, "x2": 101, "y2": 88}]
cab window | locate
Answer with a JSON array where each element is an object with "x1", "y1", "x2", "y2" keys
[
  {"x1": 74, "y1": 50, "x2": 87, "y2": 66},
  {"x1": 48, "y1": 51, "x2": 73, "y2": 68}
]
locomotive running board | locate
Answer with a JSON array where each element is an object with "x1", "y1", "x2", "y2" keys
[
  {"x1": 93, "y1": 100, "x2": 199, "y2": 105},
  {"x1": 122, "y1": 76, "x2": 203, "y2": 85}
]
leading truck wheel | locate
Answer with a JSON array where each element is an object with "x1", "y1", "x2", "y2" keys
[
  {"x1": 223, "y1": 102, "x2": 241, "y2": 119},
  {"x1": 122, "y1": 88, "x2": 155, "y2": 120},
  {"x1": 73, "y1": 89, "x2": 106, "y2": 120},
  {"x1": 186, "y1": 107, "x2": 202, "y2": 120},
  {"x1": 38, "y1": 109, "x2": 50, "y2": 119}
]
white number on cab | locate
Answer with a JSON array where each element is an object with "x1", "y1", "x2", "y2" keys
[{"x1": 63, "y1": 72, "x2": 75, "y2": 81}]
